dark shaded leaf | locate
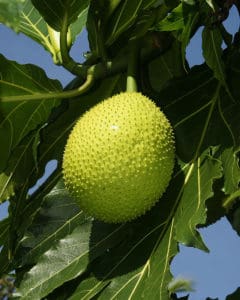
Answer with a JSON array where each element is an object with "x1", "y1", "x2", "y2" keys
[
  {"x1": 227, "y1": 200, "x2": 240, "y2": 236},
  {"x1": 148, "y1": 39, "x2": 186, "y2": 92},
  {"x1": 180, "y1": 8, "x2": 199, "y2": 66},
  {"x1": 0, "y1": 217, "x2": 9, "y2": 246},
  {"x1": 31, "y1": 0, "x2": 90, "y2": 32},
  {"x1": 202, "y1": 27, "x2": 225, "y2": 84},
  {"x1": 105, "y1": 0, "x2": 156, "y2": 46},
  {"x1": 226, "y1": 287, "x2": 240, "y2": 300}
]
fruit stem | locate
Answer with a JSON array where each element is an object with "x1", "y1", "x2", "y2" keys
[{"x1": 126, "y1": 40, "x2": 139, "y2": 92}]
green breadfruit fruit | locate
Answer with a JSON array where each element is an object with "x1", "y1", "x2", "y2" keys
[{"x1": 62, "y1": 92, "x2": 175, "y2": 223}]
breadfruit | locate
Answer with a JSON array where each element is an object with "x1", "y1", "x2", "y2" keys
[{"x1": 62, "y1": 92, "x2": 175, "y2": 223}]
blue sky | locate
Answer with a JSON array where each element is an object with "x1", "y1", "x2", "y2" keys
[{"x1": 0, "y1": 6, "x2": 240, "y2": 300}]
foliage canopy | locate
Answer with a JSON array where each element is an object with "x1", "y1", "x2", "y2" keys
[{"x1": 0, "y1": 0, "x2": 240, "y2": 299}]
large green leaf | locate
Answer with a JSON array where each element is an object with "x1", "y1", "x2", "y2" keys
[
  {"x1": 0, "y1": 0, "x2": 89, "y2": 62},
  {"x1": 0, "y1": 55, "x2": 62, "y2": 168},
  {"x1": 31, "y1": 0, "x2": 90, "y2": 32},
  {"x1": 0, "y1": 54, "x2": 62, "y2": 201},
  {"x1": 69, "y1": 218, "x2": 177, "y2": 300},
  {"x1": 17, "y1": 220, "x2": 128, "y2": 299}
]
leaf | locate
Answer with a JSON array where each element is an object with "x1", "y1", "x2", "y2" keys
[
  {"x1": 180, "y1": 8, "x2": 199, "y2": 67},
  {"x1": 202, "y1": 27, "x2": 226, "y2": 85},
  {"x1": 0, "y1": 54, "x2": 62, "y2": 201},
  {"x1": 15, "y1": 180, "x2": 88, "y2": 267},
  {"x1": 17, "y1": 223, "x2": 93, "y2": 299},
  {"x1": 226, "y1": 287, "x2": 240, "y2": 300},
  {"x1": 148, "y1": 39, "x2": 186, "y2": 92},
  {"x1": 0, "y1": 0, "x2": 24, "y2": 30},
  {"x1": 105, "y1": 0, "x2": 156, "y2": 45},
  {"x1": 0, "y1": 168, "x2": 61, "y2": 274},
  {"x1": 155, "y1": 2, "x2": 200, "y2": 69},
  {"x1": 0, "y1": 55, "x2": 62, "y2": 168},
  {"x1": 0, "y1": 173, "x2": 14, "y2": 201},
  {"x1": 155, "y1": 3, "x2": 185, "y2": 32},
  {"x1": 17, "y1": 220, "x2": 128, "y2": 299},
  {"x1": 55, "y1": 203, "x2": 179, "y2": 300},
  {"x1": 0, "y1": 217, "x2": 9, "y2": 246},
  {"x1": 160, "y1": 62, "x2": 240, "y2": 227},
  {"x1": 174, "y1": 151, "x2": 222, "y2": 249},
  {"x1": 0, "y1": 133, "x2": 38, "y2": 203},
  {"x1": 18, "y1": 1, "x2": 51, "y2": 50},
  {"x1": 14, "y1": 0, "x2": 89, "y2": 61},
  {"x1": 31, "y1": 0, "x2": 90, "y2": 32},
  {"x1": 227, "y1": 203, "x2": 240, "y2": 236},
  {"x1": 155, "y1": 0, "x2": 199, "y2": 50},
  {"x1": 220, "y1": 149, "x2": 240, "y2": 195}
]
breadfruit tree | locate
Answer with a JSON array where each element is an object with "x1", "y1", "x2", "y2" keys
[{"x1": 0, "y1": 0, "x2": 240, "y2": 299}]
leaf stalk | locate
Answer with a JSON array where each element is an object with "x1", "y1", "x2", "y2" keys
[
  {"x1": 0, "y1": 72, "x2": 94, "y2": 102},
  {"x1": 59, "y1": 9, "x2": 84, "y2": 76}
]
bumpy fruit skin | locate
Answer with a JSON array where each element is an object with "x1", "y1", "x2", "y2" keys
[{"x1": 62, "y1": 92, "x2": 175, "y2": 223}]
